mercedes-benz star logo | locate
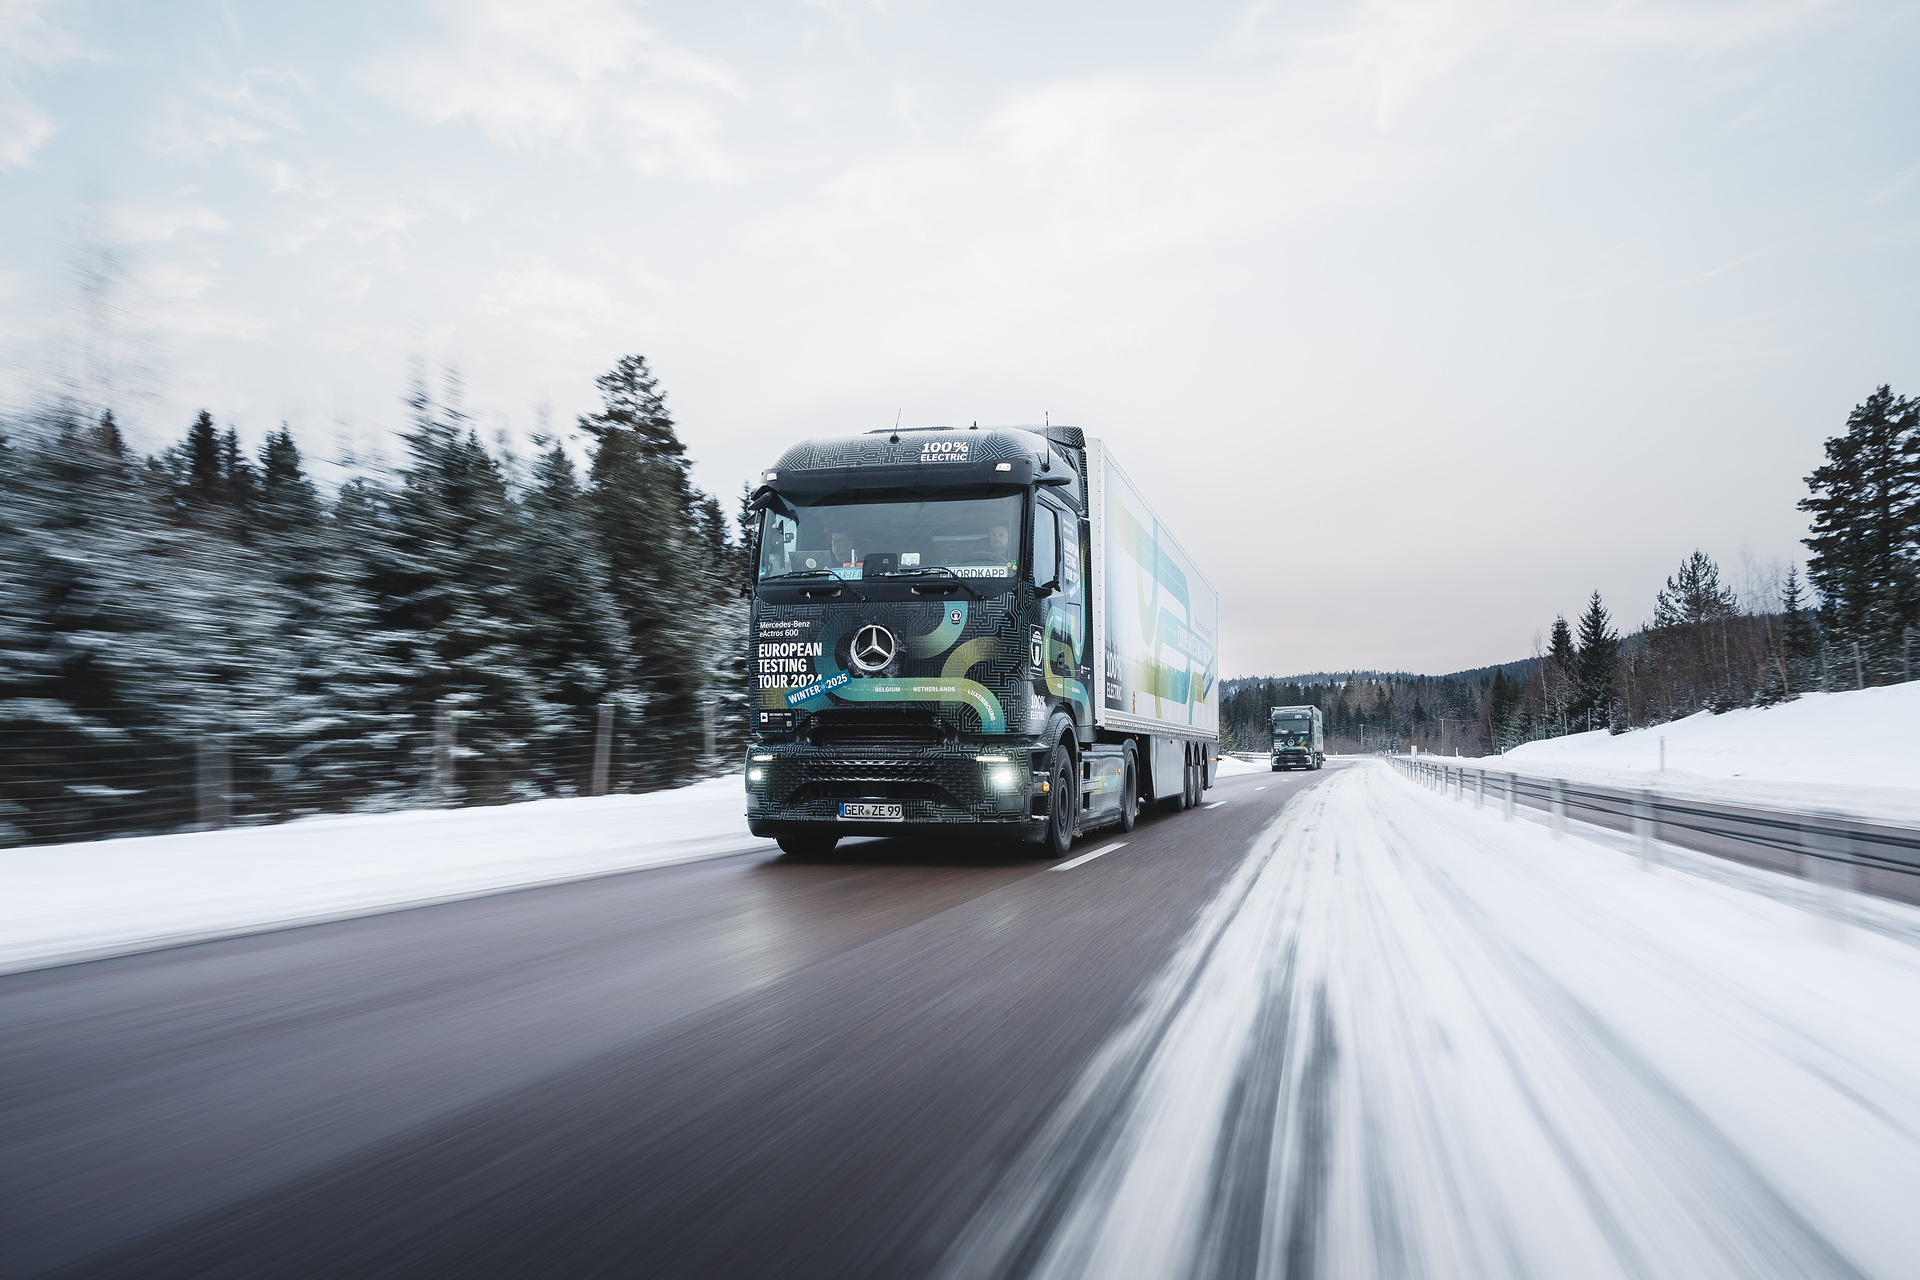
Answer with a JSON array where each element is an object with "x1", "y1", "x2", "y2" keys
[{"x1": 849, "y1": 623, "x2": 897, "y2": 673}]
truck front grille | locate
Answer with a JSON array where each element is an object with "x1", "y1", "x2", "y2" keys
[{"x1": 800, "y1": 710, "x2": 950, "y2": 749}]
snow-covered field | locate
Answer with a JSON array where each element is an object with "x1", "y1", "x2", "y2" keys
[
  {"x1": 1486, "y1": 683, "x2": 1920, "y2": 822},
  {"x1": 0, "y1": 777, "x2": 767, "y2": 975},
  {"x1": 945, "y1": 759, "x2": 1920, "y2": 1279}
]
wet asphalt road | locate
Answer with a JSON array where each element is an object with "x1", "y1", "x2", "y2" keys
[{"x1": 0, "y1": 764, "x2": 1333, "y2": 1278}]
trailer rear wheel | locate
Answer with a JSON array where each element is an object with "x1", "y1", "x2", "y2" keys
[{"x1": 1117, "y1": 745, "x2": 1139, "y2": 833}]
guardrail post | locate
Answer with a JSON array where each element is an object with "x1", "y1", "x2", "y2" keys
[
  {"x1": 1549, "y1": 778, "x2": 1566, "y2": 838},
  {"x1": 434, "y1": 701, "x2": 457, "y2": 807},
  {"x1": 195, "y1": 732, "x2": 231, "y2": 831},
  {"x1": 1475, "y1": 770, "x2": 1484, "y2": 810},
  {"x1": 1633, "y1": 789, "x2": 1654, "y2": 870},
  {"x1": 1799, "y1": 816, "x2": 1855, "y2": 944},
  {"x1": 1503, "y1": 773, "x2": 1514, "y2": 821},
  {"x1": 592, "y1": 704, "x2": 613, "y2": 797}
]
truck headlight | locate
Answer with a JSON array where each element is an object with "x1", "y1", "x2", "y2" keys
[
  {"x1": 747, "y1": 768, "x2": 765, "y2": 783},
  {"x1": 989, "y1": 767, "x2": 1016, "y2": 791}
]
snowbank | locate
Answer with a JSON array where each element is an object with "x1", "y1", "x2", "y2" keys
[
  {"x1": 0, "y1": 777, "x2": 768, "y2": 975},
  {"x1": 1493, "y1": 683, "x2": 1920, "y2": 821}
]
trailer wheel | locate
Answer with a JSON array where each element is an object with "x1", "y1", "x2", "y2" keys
[
  {"x1": 1117, "y1": 744, "x2": 1138, "y2": 833},
  {"x1": 1186, "y1": 751, "x2": 1201, "y2": 807},
  {"x1": 776, "y1": 834, "x2": 837, "y2": 858}
]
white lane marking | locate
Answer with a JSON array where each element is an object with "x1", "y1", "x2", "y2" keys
[
  {"x1": 1206, "y1": 801, "x2": 1227, "y2": 809},
  {"x1": 1053, "y1": 842, "x2": 1127, "y2": 871},
  {"x1": 1255, "y1": 786, "x2": 1267, "y2": 791}
]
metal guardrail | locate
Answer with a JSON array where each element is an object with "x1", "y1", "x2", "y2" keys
[{"x1": 1387, "y1": 754, "x2": 1920, "y2": 907}]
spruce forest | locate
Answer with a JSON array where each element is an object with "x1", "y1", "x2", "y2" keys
[
  {"x1": 1222, "y1": 385, "x2": 1920, "y2": 758},
  {"x1": 1, "y1": 355, "x2": 750, "y2": 847}
]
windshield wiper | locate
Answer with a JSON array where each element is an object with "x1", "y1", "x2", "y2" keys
[
  {"x1": 871, "y1": 566, "x2": 983, "y2": 598},
  {"x1": 759, "y1": 569, "x2": 866, "y2": 599}
]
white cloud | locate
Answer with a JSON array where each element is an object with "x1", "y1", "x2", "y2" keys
[
  {"x1": 0, "y1": 0, "x2": 84, "y2": 169},
  {"x1": 110, "y1": 203, "x2": 231, "y2": 242},
  {"x1": 152, "y1": 67, "x2": 304, "y2": 157},
  {"x1": 374, "y1": 0, "x2": 745, "y2": 178},
  {"x1": 480, "y1": 258, "x2": 659, "y2": 341},
  {"x1": 132, "y1": 259, "x2": 274, "y2": 338}
]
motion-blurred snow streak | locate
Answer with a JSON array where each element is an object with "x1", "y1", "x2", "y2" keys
[{"x1": 949, "y1": 760, "x2": 1920, "y2": 1279}]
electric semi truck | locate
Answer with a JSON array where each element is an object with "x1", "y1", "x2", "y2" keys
[
  {"x1": 743, "y1": 424, "x2": 1220, "y2": 859},
  {"x1": 1270, "y1": 705, "x2": 1324, "y2": 771}
]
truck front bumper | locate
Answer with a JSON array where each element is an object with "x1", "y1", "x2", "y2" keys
[{"x1": 745, "y1": 741, "x2": 1044, "y2": 832}]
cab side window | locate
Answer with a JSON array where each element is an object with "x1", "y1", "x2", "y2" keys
[{"x1": 1032, "y1": 503, "x2": 1060, "y2": 589}]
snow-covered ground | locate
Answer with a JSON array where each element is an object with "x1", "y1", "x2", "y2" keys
[
  {"x1": 1482, "y1": 683, "x2": 1920, "y2": 822},
  {"x1": 944, "y1": 758, "x2": 1920, "y2": 1279},
  {"x1": 0, "y1": 777, "x2": 767, "y2": 975}
]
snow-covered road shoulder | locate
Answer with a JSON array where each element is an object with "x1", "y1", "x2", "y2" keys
[
  {"x1": 0, "y1": 778, "x2": 768, "y2": 975},
  {"x1": 948, "y1": 757, "x2": 1920, "y2": 1279}
]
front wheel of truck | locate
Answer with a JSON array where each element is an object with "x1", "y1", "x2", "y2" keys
[{"x1": 1042, "y1": 743, "x2": 1076, "y2": 858}]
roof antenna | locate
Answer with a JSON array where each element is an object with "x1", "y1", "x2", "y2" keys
[
  {"x1": 890, "y1": 408, "x2": 901, "y2": 443},
  {"x1": 1045, "y1": 411, "x2": 1049, "y2": 427},
  {"x1": 970, "y1": 420, "x2": 977, "y2": 430}
]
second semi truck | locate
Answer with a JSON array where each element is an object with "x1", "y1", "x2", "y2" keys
[
  {"x1": 743, "y1": 424, "x2": 1219, "y2": 858},
  {"x1": 1270, "y1": 705, "x2": 1324, "y2": 770}
]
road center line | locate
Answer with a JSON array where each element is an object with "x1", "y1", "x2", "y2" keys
[
  {"x1": 1052, "y1": 842, "x2": 1127, "y2": 871},
  {"x1": 1206, "y1": 801, "x2": 1227, "y2": 809}
]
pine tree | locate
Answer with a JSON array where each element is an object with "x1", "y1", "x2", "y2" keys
[
  {"x1": 1648, "y1": 551, "x2": 1740, "y2": 713},
  {"x1": 184, "y1": 409, "x2": 221, "y2": 501},
  {"x1": 580, "y1": 354, "x2": 709, "y2": 786},
  {"x1": 352, "y1": 367, "x2": 550, "y2": 804},
  {"x1": 1799, "y1": 385, "x2": 1919, "y2": 680},
  {"x1": 1545, "y1": 615, "x2": 1576, "y2": 735},
  {"x1": 1570, "y1": 591, "x2": 1618, "y2": 731},
  {"x1": 515, "y1": 443, "x2": 636, "y2": 791}
]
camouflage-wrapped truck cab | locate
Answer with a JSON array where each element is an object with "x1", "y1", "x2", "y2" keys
[{"x1": 744, "y1": 425, "x2": 1219, "y2": 859}]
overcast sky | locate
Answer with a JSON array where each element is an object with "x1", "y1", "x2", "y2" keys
[{"x1": 3, "y1": 0, "x2": 1917, "y2": 676}]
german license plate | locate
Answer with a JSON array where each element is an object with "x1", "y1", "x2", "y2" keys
[{"x1": 838, "y1": 802, "x2": 904, "y2": 821}]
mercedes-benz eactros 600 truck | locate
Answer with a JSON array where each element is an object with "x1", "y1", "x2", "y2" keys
[
  {"x1": 744, "y1": 424, "x2": 1219, "y2": 859},
  {"x1": 1270, "y1": 705, "x2": 1324, "y2": 771}
]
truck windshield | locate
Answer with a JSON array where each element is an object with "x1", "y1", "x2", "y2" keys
[
  {"x1": 759, "y1": 490, "x2": 1024, "y2": 583},
  {"x1": 1275, "y1": 728, "x2": 1309, "y2": 744}
]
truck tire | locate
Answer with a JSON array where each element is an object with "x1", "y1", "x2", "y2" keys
[
  {"x1": 1117, "y1": 744, "x2": 1139, "y2": 833},
  {"x1": 777, "y1": 834, "x2": 837, "y2": 858},
  {"x1": 1043, "y1": 742, "x2": 1076, "y2": 858},
  {"x1": 1187, "y1": 752, "x2": 1201, "y2": 807}
]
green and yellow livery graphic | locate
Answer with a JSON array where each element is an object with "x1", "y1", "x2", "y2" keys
[
  {"x1": 759, "y1": 605, "x2": 1008, "y2": 733},
  {"x1": 1106, "y1": 469, "x2": 1218, "y2": 727}
]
